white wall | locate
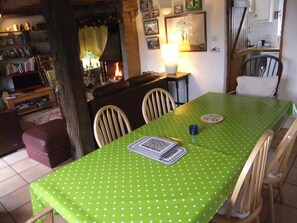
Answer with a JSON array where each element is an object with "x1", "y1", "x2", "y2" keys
[
  {"x1": 136, "y1": 0, "x2": 226, "y2": 101},
  {"x1": 278, "y1": 0, "x2": 297, "y2": 106}
]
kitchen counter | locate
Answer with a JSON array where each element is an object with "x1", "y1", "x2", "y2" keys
[{"x1": 249, "y1": 46, "x2": 280, "y2": 52}]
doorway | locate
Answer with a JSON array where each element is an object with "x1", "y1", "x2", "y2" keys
[{"x1": 226, "y1": 0, "x2": 286, "y2": 93}]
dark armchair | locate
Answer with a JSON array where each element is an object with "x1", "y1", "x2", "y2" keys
[{"x1": 0, "y1": 108, "x2": 24, "y2": 156}]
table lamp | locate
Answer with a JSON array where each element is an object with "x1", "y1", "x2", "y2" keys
[
  {"x1": 83, "y1": 50, "x2": 95, "y2": 69},
  {"x1": 161, "y1": 43, "x2": 179, "y2": 75}
]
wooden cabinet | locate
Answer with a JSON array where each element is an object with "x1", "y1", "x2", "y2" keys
[
  {"x1": 2, "y1": 87, "x2": 57, "y2": 115},
  {"x1": 254, "y1": 0, "x2": 274, "y2": 22},
  {"x1": 0, "y1": 29, "x2": 50, "y2": 75}
]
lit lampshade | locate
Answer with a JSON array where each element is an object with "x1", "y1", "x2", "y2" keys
[
  {"x1": 83, "y1": 50, "x2": 95, "y2": 68},
  {"x1": 161, "y1": 44, "x2": 179, "y2": 75}
]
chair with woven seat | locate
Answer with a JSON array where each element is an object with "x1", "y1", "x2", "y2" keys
[
  {"x1": 236, "y1": 55, "x2": 283, "y2": 97},
  {"x1": 263, "y1": 118, "x2": 297, "y2": 223},
  {"x1": 211, "y1": 130, "x2": 273, "y2": 223},
  {"x1": 93, "y1": 105, "x2": 132, "y2": 148},
  {"x1": 142, "y1": 88, "x2": 176, "y2": 124},
  {"x1": 25, "y1": 206, "x2": 53, "y2": 223}
]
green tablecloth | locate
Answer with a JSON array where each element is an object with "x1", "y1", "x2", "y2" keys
[{"x1": 30, "y1": 92, "x2": 291, "y2": 223}]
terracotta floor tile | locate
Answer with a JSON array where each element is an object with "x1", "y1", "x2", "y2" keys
[
  {"x1": 260, "y1": 188, "x2": 270, "y2": 223},
  {"x1": 10, "y1": 202, "x2": 32, "y2": 223},
  {"x1": 272, "y1": 202, "x2": 297, "y2": 223},
  {"x1": 0, "y1": 166, "x2": 17, "y2": 182},
  {"x1": 19, "y1": 163, "x2": 52, "y2": 183},
  {"x1": 0, "y1": 202, "x2": 7, "y2": 218},
  {"x1": 0, "y1": 175, "x2": 27, "y2": 198},
  {"x1": 2, "y1": 150, "x2": 28, "y2": 165},
  {"x1": 10, "y1": 157, "x2": 39, "y2": 174},
  {"x1": 278, "y1": 183, "x2": 297, "y2": 208},
  {"x1": 293, "y1": 155, "x2": 297, "y2": 168},
  {"x1": 0, "y1": 159, "x2": 8, "y2": 169},
  {"x1": 0, "y1": 185, "x2": 31, "y2": 212},
  {"x1": 288, "y1": 153, "x2": 296, "y2": 167},
  {"x1": 0, "y1": 214, "x2": 15, "y2": 223},
  {"x1": 286, "y1": 167, "x2": 297, "y2": 186}
]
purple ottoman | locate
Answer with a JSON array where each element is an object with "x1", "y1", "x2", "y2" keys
[{"x1": 22, "y1": 119, "x2": 71, "y2": 168}]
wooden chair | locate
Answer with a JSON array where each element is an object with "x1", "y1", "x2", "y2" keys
[
  {"x1": 237, "y1": 55, "x2": 283, "y2": 97},
  {"x1": 263, "y1": 118, "x2": 297, "y2": 223},
  {"x1": 211, "y1": 130, "x2": 273, "y2": 223},
  {"x1": 93, "y1": 105, "x2": 132, "y2": 147},
  {"x1": 25, "y1": 206, "x2": 53, "y2": 223},
  {"x1": 142, "y1": 88, "x2": 176, "y2": 123}
]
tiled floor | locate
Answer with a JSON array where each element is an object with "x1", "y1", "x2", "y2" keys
[
  {"x1": 0, "y1": 149, "x2": 70, "y2": 222},
  {"x1": 0, "y1": 120, "x2": 297, "y2": 222}
]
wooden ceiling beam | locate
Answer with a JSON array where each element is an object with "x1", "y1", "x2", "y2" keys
[{"x1": 0, "y1": 0, "x2": 121, "y2": 17}]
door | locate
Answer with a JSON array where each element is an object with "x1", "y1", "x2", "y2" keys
[{"x1": 226, "y1": 0, "x2": 250, "y2": 92}]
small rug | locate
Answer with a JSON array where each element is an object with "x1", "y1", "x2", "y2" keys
[{"x1": 19, "y1": 107, "x2": 62, "y2": 130}]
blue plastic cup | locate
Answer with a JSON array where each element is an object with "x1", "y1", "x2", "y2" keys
[{"x1": 189, "y1": 124, "x2": 198, "y2": 135}]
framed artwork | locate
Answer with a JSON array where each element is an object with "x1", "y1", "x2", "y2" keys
[
  {"x1": 146, "y1": 36, "x2": 160, "y2": 50},
  {"x1": 151, "y1": 9, "x2": 160, "y2": 18},
  {"x1": 165, "y1": 11, "x2": 207, "y2": 52},
  {"x1": 143, "y1": 19, "x2": 159, "y2": 35},
  {"x1": 185, "y1": 0, "x2": 202, "y2": 11},
  {"x1": 140, "y1": 0, "x2": 153, "y2": 12},
  {"x1": 174, "y1": 5, "x2": 183, "y2": 14},
  {"x1": 142, "y1": 11, "x2": 151, "y2": 20}
]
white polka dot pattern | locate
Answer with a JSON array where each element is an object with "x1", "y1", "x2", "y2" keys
[{"x1": 30, "y1": 92, "x2": 291, "y2": 223}]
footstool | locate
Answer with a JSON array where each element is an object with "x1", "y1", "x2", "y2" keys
[{"x1": 22, "y1": 119, "x2": 71, "y2": 168}]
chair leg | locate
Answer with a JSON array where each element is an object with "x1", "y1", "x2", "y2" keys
[
  {"x1": 268, "y1": 184, "x2": 276, "y2": 223},
  {"x1": 278, "y1": 182, "x2": 284, "y2": 204},
  {"x1": 255, "y1": 216, "x2": 260, "y2": 223}
]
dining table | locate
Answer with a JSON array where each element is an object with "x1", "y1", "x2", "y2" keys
[{"x1": 29, "y1": 92, "x2": 292, "y2": 223}]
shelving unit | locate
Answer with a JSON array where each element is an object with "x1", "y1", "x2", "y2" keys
[
  {"x1": 0, "y1": 29, "x2": 51, "y2": 74},
  {"x1": 2, "y1": 87, "x2": 57, "y2": 115}
]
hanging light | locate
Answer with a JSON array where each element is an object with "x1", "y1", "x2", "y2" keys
[{"x1": 158, "y1": 0, "x2": 172, "y2": 16}]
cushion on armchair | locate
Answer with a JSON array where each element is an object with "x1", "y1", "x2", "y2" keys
[
  {"x1": 93, "y1": 81, "x2": 129, "y2": 98},
  {"x1": 236, "y1": 76, "x2": 278, "y2": 97},
  {"x1": 127, "y1": 73, "x2": 156, "y2": 87}
]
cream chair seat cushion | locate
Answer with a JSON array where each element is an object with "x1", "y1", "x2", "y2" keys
[
  {"x1": 236, "y1": 76, "x2": 278, "y2": 97},
  {"x1": 266, "y1": 148, "x2": 284, "y2": 179},
  {"x1": 217, "y1": 192, "x2": 250, "y2": 219}
]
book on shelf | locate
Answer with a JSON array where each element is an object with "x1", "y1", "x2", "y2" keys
[{"x1": 128, "y1": 136, "x2": 187, "y2": 165}]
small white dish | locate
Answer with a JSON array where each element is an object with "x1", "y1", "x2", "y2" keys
[{"x1": 200, "y1": 114, "x2": 224, "y2": 124}]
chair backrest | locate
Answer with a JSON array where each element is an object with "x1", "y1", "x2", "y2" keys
[
  {"x1": 25, "y1": 206, "x2": 53, "y2": 223},
  {"x1": 93, "y1": 105, "x2": 132, "y2": 147},
  {"x1": 240, "y1": 55, "x2": 283, "y2": 96},
  {"x1": 225, "y1": 130, "x2": 273, "y2": 220},
  {"x1": 142, "y1": 88, "x2": 176, "y2": 123},
  {"x1": 266, "y1": 118, "x2": 297, "y2": 179}
]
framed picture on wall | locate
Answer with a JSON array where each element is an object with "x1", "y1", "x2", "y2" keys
[
  {"x1": 142, "y1": 11, "x2": 151, "y2": 20},
  {"x1": 165, "y1": 11, "x2": 207, "y2": 52},
  {"x1": 143, "y1": 19, "x2": 159, "y2": 35},
  {"x1": 174, "y1": 5, "x2": 183, "y2": 14},
  {"x1": 185, "y1": 0, "x2": 202, "y2": 11},
  {"x1": 140, "y1": 0, "x2": 153, "y2": 12},
  {"x1": 146, "y1": 36, "x2": 160, "y2": 50},
  {"x1": 151, "y1": 9, "x2": 160, "y2": 18}
]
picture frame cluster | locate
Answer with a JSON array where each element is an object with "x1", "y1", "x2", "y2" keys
[
  {"x1": 141, "y1": 0, "x2": 203, "y2": 50},
  {"x1": 142, "y1": 9, "x2": 160, "y2": 20}
]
